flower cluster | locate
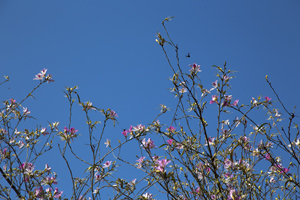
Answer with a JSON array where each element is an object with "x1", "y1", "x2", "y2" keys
[{"x1": 33, "y1": 68, "x2": 54, "y2": 83}]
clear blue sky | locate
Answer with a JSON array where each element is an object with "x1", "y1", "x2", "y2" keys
[{"x1": 1, "y1": 1, "x2": 300, "y2": 199}]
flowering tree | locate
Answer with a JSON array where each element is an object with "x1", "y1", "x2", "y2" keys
[{"x1": 1, "y1": 17, "x2": 300, "y2": 200}]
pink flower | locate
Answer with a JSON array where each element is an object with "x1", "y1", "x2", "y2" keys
[
  {"x1": 281, "y1": 167, "x2": 290, "y2": 174},
  {"x1": 23, "y1": 107, "x2": 30, "y2": 115},
  {"x1": 252, "y1": 97, "x2": 258, "y2": 106},
  {"x1": 33, "y1": 73, "x2": 44, "y2": 81},
  {"x1": 54, "y1": 187, "x2": 63, "y2": 198},
  {"x1": 189, "y1": 63, "x2": 201, "y2": 73},
  {"x1": 41, "y1": 127, "x2": 49, "y2": 136},
  {"x1": 51, "y1": 122, "x2": 60, "y2": 131},
  {"x1": 210, "y1": 95, "x2": 218, "y2": 104},
  {"x1": 122, "y1": 129, "x2": 128, "y2": 137},
  {"x1": 133, "y1": 124, "x2": 146, "y2": 132},
  {"x1": 18, "y1": 140, "x2": 25, "y2": 149},
  {"x1": 167, "y1": 139, "x2": 173, "y2": 145},
  {"x1": 1, "y1": 148, "x2": 7, "y2": 155},
  {"x1": 95, "y1": 173, "x2": 102, "y2": 181},
  {"x1": 45, "y1": 164, "x2": 51, "y2": 171},
  {"x1": 141, "y1": 138, "x2": 156, "y2": 149},
  {"x1": 137, "y1": 156, "x2": 145, "y2": 169},
  {"x1": 34, "y1": 68, "x2": 54, "y2": 83},
  {"x1": 275, "y1": 109, "x2": 281, "y2": 118},
  {"x1": 155, "y1": 159, "x2": 171, "y2": 172},
  {"x1": 35, "y1": 187, "x2": 44, "y2": 198},
  {"x1": 142, "y1": 193, "x2": 153, "y2": 199},
  {"x1": 128, "y1": 125, "x2": 133, "y2": 132},
  {"x1": 103, "y1": 161, "x2": 112, "y2": 168},
  {"x1": 85, "y1": 101, "x2": 96, "y2": 111},
  {"x1": 40, "y1": 68, "x2": 47, "y2": 76},
  {"x1": 179, "y1": 87, "x2": 187, "y2": 94},
  {"x1": 212, "y1": 80, "x2": 218, "y2": 88},
  {"x1": 265, "y1": 96, "x2": 272, "y2": 102},
  {"x1": 222, "y1": 95, "x2": 233, "y2": 107},
  {"x1": 205, "y1": 137, "x2": 215, "y2": 146},
  {"x1": 70, "y1": 127, "x2": 78, "y2": 135},
  {"x1": 20, "y1": 162, "x2": 35, "y2": 174},
  {"x1": 223, "y1": 75, "x2": 231, "y2": 81},
  {"x1": 166, "y1": 126, "x2": 176, "y2": 133},
  {"x1": 109, "y1": 110, "x2": 118, "y2": 118},
  {"x1": 42, "y1": 176, "x2": 58, "y2": 185},
  {"x1": 46, "y1": 74, "x2": 54, "y2": 83},
  {"x1": 63, "y1": 126, "x2": 69, "y2": 134},
  {"x1": 46, "y1": 188, "x2": 52, "y2": 193},
  {"x1": 265, "y1": 153, "x2": 271, "y2": 161},
  {"x1": 231, "y1": 99, "x2": 239, "y2": 106},
  {"x1": 224, "y1": 158, "x2": 232, "y2": 169}
]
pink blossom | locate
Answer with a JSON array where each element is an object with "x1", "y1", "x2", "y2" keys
[
  {"x1": 204, "y1": 137, "x2": 215, "y2": 146},
  {"x1": 46, "y1": 74, "x2": 54, "y2": 83},
  {"x1": 34, "y1": 68, "x2": 53, "y2": 82},
  {"x1": 51, "y1": 122, "x2": 60, "y2": 131},
  {"x1": 222, "y1": 95, "x2": 233, "y2": 107},
  {"x1": 41, "y1": 127, "x2": 49, "y2": 136},
  {"x1": 63, "y1": 126, "x2": 69, "y2": 134},
  {"x1": 265, "y1": 153, "x2": 271, "y2": 161},
  {"x1": 189, "y1": 63, "x2": 201, "y2": 73},
  {"x1": 40, "y1": 68, "x2": 47, "y2": 76},
  {"x1": 252, "y1": 97, "x2": 258, "y2": 106},
  {"x1": 45, "y1": 164, "x2": 51, "y2": 171},
  {"x1": 231, "y1": 99, "x2": 239, "y2": 106},
  {"x1": 167, "y1": 139, "x2": 173, "y2": 145},
  {"x1": 122, "y1": 129, "x2": 128, "y2": 137},
  {"x1": 133, "y1": 124, "x2": 146, "y2": 132},
  {"x1": 1, "y1": 148, "x2": 7, "y2": 155},
  {"x1": 95, "y1": 173, "x2": 102, "y2": 181},
  {"x1": 210, "y1": 95, "x2": 218, "y2": 104},
  {"x1": 109, "y1": 110, "x2": 118, "y2": 118},
  {"x1": 45, "y1": 188, "x2": 52, "y2": 193},
  {"x1": 223, "y1": 75, "x2": 231, "y2": 81},
  {"x1": 85, "y1": 101, "x2": 96, "y2": 111},
  {"x1": 42, "y1": 176, "x2": 58, "y2": 185},
  {"x1": 35, "y1": 187, "x2": 44, "y2": 198},
  {"x1": 103, "y1": 161, "x2": 112, "y2": 168},
  {"x1": 128, "y1": 125, "x2": 133, "y2": 132},
  {"x1": 54, "y1": 187, "x2": 63, "y2": 198},
  {"x1": 129, "y1": 178, "x2": 136, "y2": 186},
  {"x1": 142, "y1": 193, "x2": 153, "y2": 200},
  {"x1": 229, "y1": 189, "x2": 240, "y2": 200},
  {"x1": 137, "y1": 156, "x2": 145, "y2": 169},
  {"x1": 33, "y1": 73, "x2": 44, "y2": 81},
  {"x1": 155, "y1": 159, "x2": 171, "y2": 172},
  {"x1": 265, "y1": 96, "x2": 272, "y2": 102},
  {"x1": 175, "y1": 143, "x2": 184, "y2": 149},
  {"x1": 141, "y1": 138, "x2": 156, "y2": 149},
  {"x1": 275, "y1": 109, "x2": 281, "y2": 118},
  {"x1": 166, "y1": 126, "x2": 176, "y2": 133},
  {"x1": 23, "y1": 107, "x2": 30, "y2": 115},
  {"x1": 70, "y1": 127, "x2": 78, "y2": 135},
  {"x1": 224, "y1": 158, "x2": 232, "y2": 169},
  {"x1": 18, "y1": 140, "x2": 25, "y2": 149},
  {"x1": 274, "y1": 164, "x2": 290, "y2": 174},
  {"x1": 20, "y1": 162, "x2": 35, "y2": 174},
  {"x1": 179, "y1": 87, "x2": 187, "y2": 94},
  {"x1": 212, "y1": 80, "x2": 218, "y2": 88},
  {"x1": 281, "y1": 167, "x2": 290, "y2": 174},
  {"x1": 10, "y1": 98, "x2": 16, "y2": 104}
]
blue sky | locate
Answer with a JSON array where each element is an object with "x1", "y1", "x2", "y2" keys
[{"x1": 1, "y1": 1, "x2": 300, "y2": 199}]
